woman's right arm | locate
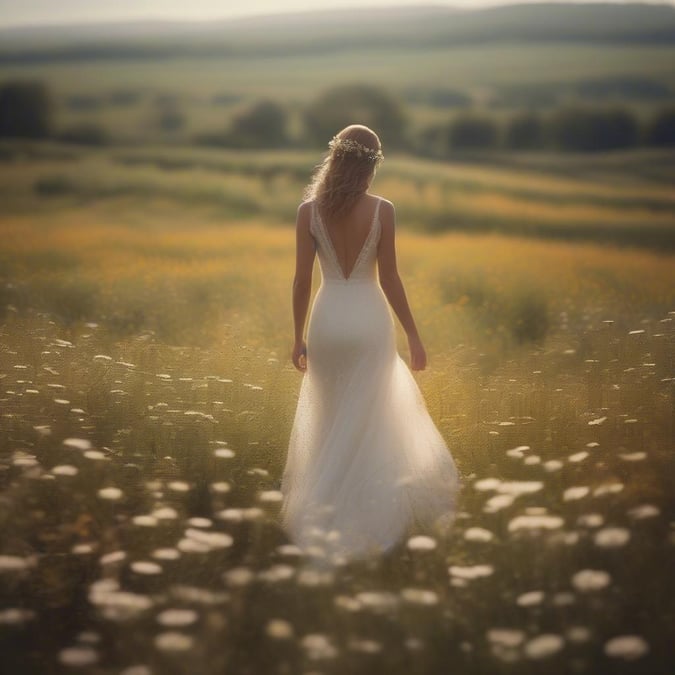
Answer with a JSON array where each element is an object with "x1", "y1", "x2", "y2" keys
[
  {"x1": 291, "y1": 201, "x2": 316, "y2": 371},
  {"x1": 376, "y1": 200, "x2": 427, "y2": 370}
]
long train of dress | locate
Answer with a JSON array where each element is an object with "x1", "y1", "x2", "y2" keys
[{"x1": 281, "y1": 196, "x2": 461, "y2": 564}]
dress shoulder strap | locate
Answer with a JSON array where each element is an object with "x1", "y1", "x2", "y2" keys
[
  {"x1": 374, "y1": 196, "x2": 383, "y2": 243},
  {"x1": 308, "y1": 200, "x2": 317, "y2": 238}
]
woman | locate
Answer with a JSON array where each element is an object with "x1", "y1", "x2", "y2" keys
[{"x1": 281, "y1": 124, "x2": 460, "y2": 565}]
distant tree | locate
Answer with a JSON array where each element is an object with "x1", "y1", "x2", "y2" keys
[
  {"x1": 595, "y1": 108, "x2": 639, "y2": 149},
  {"x1": 192, "y1": 99, "x2": 288, "y2": 149},
  {"x1": 0, "y1": 79, "x2": 53, "y2": 139},
  {"x1": 504, "y1": 112, "x2": 544, "y2": 150},
  {"x1": 575, "y1": 77, "x2": 671, "y2": 101},
  {"x1": 57, "y1": 123, "x2": 109, "y2": 146},
  {"x1": 151, "y1": 94, "x2": 186, "y2": 134},
  {"x1": 107, "y1": 89, "x2": 143, "y2": 106},
  {"x1": 447, "y1": 114, "x2": 498, "y2": 150},
  {"x1": 303, "y1": 83, "x2": 408, "y2": 149},
  {"x1": 548, "y1": 106, "x2": 639, "y2": 151},
  {"x1": 644, "y1": 106, "x2": 675, "y2": 146},
  {"x1": 65, "y1": 94, "x2": 102, "y2": 112},
  {"x1": 228, "y1": 99, "x2": 288, "y2": 148},
  {"x1": 415, "y1": 123, "x2": 448, "y2": 158},
  {"x1": 547, "y1": 108, "x2": 589, "y2": 150},
  {"x1": 157, "y1": 106, "x2": 186, "y2": 133}
]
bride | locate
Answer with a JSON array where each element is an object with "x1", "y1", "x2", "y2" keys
[{"x1": 280, "y1": 124, "x2": 461, "y2": 564}]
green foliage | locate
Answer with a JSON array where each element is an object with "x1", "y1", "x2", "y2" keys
[
  {"x1": 645, "y1": 106, "x2": 675, "y2": 147},
  {"x1": 419, "y1": 105, "x2": 654, "y2": 156},
  {"x1": 156, "y1": 107, "x2": 185, "y2": 133},
  {"x1": 504, "y1": 112, "x2": 544, "y2": 150},
  {"x1": 489, "y1": 76, "x2": 672, "y2": 110},
  {"x1": 575, "y1": 76, "x2": 672, "y2": 101},
  {"x1": 415, "y1": 114, "x2": 500, "y2": 157},
  {"x1": 508, "y1": 291, "x2": 550, "y2": 344},
  {"x1": 303, "y1": 83, "x2": 408, "y2": 150},
  {"x1": 415, "y1": 123, "x2": 448, "y2": 159},
  {"x1": 29, "y1": 278, "x2": 100, "y2": 326},
  {"x1": 0, "y1": 79, "x2": 53, "y2": 139},
  {"x1": 33, "y1": 174, "x2": 76, "y2": 196},
  {"x1": 229, "y1": 100, "x2": 289, "y2": 149},
  {"x1": 56, "y1": 123, "x2": 109, "y2": 146},
  {"x1": 1, "y1": 5, "x2": 674, "y2": 154},
  {"x1": 155, "y1": 94, "x2": 187, "y2": 134},
  {"x1": 194, "y1": 100, "x2": 288, "y2": 149},
  {"x1": 547, "y1": 106, "x2": 640, "y2": 152},
  {"x1": 447, "y1": 114, "x2": 499, "y2": 151},
  {"x1": 438, "y1": 275, "x2": 549, "y2": 348}
]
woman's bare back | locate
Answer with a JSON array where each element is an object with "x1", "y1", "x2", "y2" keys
[{"x1": 317, "y1": 193, "x2": 381, "y2": 281}]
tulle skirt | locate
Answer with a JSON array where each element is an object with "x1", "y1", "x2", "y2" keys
[{"x1": 280, "y1": 278, "x2": 460, "y2": 564}]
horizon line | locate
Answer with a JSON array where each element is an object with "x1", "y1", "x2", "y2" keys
[{"x1": 1, "y1": 0, "x2": 674, "y2": 32}]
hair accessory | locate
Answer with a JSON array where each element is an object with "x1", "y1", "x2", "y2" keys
[{"x1": 328, "y1": 135, "x2": 384, "y2": 162}]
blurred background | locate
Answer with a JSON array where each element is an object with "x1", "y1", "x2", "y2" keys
[
  {"x1": 2, "y1": 1, "x2": 675, "y2": 155},
  {"x1": 0, "y1": 0, "x2": 674, "y2": 349}
]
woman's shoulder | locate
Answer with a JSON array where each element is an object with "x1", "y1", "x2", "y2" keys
[
  {"x1": 297, "y1": 199, "x2": 316, "y2": 220},
  {"x1": 372, "y1": 195, "x2": 395, "y2": 222},
  {"x1": 371, "y1": 194, "x2": 394, "y2": 209},
  {"x1": 295, "y1": 200, "x2": 317, "y2": 236}
]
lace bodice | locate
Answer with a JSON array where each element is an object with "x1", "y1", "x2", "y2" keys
[{"x1": 310, "y1": 197, "x2": 382, "y2": 283}]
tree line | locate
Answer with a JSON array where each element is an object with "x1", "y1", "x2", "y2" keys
[{"x1": 1, "y1": 79, "x2": 674, "y2": 154}]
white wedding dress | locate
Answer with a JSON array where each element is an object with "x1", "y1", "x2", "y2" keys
[{"x1": 280, "y1": 196, "x2": 461, "y2": 564}]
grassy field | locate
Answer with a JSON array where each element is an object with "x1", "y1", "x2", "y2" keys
[
  {"x1": 5, "y1": 44, "x2": 675, "y2": 98},
  {"x1": 0, "y1": 139, "x2": 674, "y2": 673},
  {"x1": 3, "y1": 141, "x2": 675, "y2": 248}
]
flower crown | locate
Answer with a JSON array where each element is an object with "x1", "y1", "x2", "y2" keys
[{"x1": 328, "y1": 135, "x2": 384, "y2": 162}]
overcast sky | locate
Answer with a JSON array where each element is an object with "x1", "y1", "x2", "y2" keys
[{"x1": 1, "y1": 0, "x2": 672, "y2": 29}]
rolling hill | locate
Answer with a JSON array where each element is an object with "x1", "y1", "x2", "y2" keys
[{"x1": 0, "y1": 2, "x2": 674, "y2": 64}]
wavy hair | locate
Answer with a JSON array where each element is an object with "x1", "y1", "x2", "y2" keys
[{"x1": 302, "y1": 124, "x2": 384, "y2": 226}]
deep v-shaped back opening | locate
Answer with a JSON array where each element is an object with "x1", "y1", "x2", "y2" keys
[{"x1": 315, "y1": 197, "x2": 381, "y2": 281}]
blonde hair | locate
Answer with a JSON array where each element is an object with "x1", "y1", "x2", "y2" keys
[{"x1": 302, "y1": 124, "x2": 384, "y2": 225}]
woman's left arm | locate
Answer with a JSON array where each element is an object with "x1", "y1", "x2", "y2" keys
[
  {"x1": 291, "y1": 202, "x2": 315, "y2": 371},
  {"x1": 377, "y1": 200, "x2": 427, "y2": 370}
]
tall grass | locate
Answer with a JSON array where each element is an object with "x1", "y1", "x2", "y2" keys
[
  {"x1": 1, "y1": 195, "x2": 674, "y2": 354},
  {"x1": 0, "y1": 303, "x2": 672, "y2": 673},
  {"x1": 0, "y1": 142, "x2": 673, "y2": 673}
]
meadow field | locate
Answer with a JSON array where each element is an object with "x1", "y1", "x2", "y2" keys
[
  {"x1": 5, "y1": 43, "x2": 675, "y2": 100},
  {"x1": 0, "y1": 136, "x2": 674, "y2": 674}
]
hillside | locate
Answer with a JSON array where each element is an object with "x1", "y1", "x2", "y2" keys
[{"x1": 1, "y1": 3, "x2": 674, "y2": 63}]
